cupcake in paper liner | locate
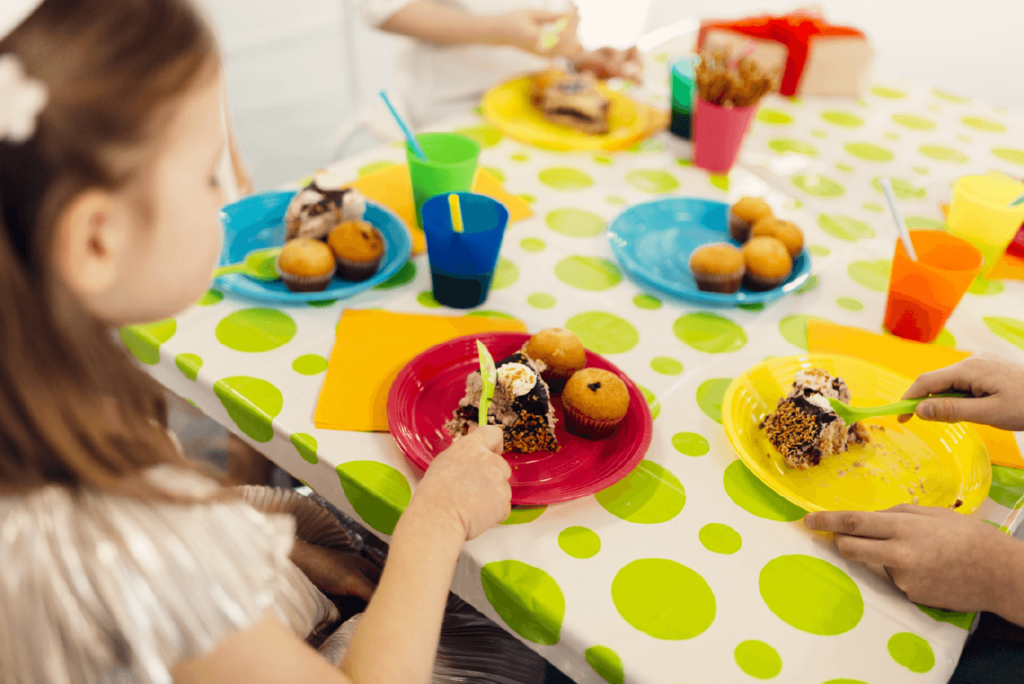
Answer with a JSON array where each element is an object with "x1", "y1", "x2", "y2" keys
[
  {"x1": 277, "y1": 238, "x2": 336, "y2": 292},
  {"x1": 562, "y1": 368, "x2": 630, "y2": 440},
  {"x1": 689, "y1": 243, "x2": 744, "y2": 293},
  {"x1": 742, "y1": 236, "x2": 792, "y2": 291},
  {"x1": 522, "y1": 328, "x2": 587, "y2": 394},
  {"x1": 729, "y1": 196, "x2": 773, "y2": 243},
  {"x1": 328, "y1": 220, "x2": 385, "y2": 281}
]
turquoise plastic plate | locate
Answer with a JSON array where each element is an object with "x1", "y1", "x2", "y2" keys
[
  {"x1": 216, "y1": 189, "x2": 412, "y2": 303},
  {"x1": 608, "y1": 197, "x2": 812, "y2": 306}
]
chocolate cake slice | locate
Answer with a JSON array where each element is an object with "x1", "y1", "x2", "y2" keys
[
  {"x1": 445, "y1": 352, "x2": 559, "y2": 454},
  {"x1": 539, "y1": 73, "x2": 610, "y2": 135}
]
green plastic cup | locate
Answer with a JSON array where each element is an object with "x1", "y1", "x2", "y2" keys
[{"x1": 407, "y1": 133, "x2": 481, "y2": 229}]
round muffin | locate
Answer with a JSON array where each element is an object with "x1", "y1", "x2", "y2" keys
[
  {"x1": 523, "y1": 328, "x2": 587, "y2": 393},
  {"x1": 689, "y1": 243, "x2": 745, "y2": 293},
  {"x1": 327, "y1": 220, "x2": 385, "y2": 281},
  {"x1": 742, "y1": 236, "x2": 793, "y2": 291},
  {"x1": 729, "y1": 197, "x2": 773, "y2": 243},
  {"x1": 276, "y1": 238, "x2": 336, "y2": 292},
  {"x1": 751, "y1": 217, "x2": 804, "y2": 258},
  {"x1": 562, "y1": 368, "x2": 630, "y2": 439}
]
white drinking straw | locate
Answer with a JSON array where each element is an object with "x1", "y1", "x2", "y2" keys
[{"x1": 879, "y1": 177, "x2": 918, "y2": 261}]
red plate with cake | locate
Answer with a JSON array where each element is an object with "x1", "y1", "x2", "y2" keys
[{"x1": 388, "y1": 332, "x2": 653, "y2": 505}]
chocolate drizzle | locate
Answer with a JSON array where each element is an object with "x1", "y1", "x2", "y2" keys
[{"x1": 587, "y1": 382, "x2": 602, "y2": 392}]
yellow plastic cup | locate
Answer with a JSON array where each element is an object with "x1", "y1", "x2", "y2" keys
[{"x1": 947, "y1": 173, "x2": 1024, "y2": 277}]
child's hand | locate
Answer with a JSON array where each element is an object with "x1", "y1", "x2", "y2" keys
[
  {"x1": 570, "y1": 46, "x2": 644, "y2": 83},
  {"x1": 411, "y1": 426, "x2": 512, "y2": 541},
  {"x1": 804, "y1": 505, "x2": 1012, "y2": 613},
  {"x1": 898, "y1": 352, "x2": 1024, "y2": 430},
  {"x1": 290, "y1": 540, "x2": 380, "y2": 601},
  {"x1": 498, "y1": 8, "x2": 581, "y2": 56}
]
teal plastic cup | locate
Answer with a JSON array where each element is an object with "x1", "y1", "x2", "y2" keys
[{"x1": 406, "y1": 133, "x2": 481, "y2": 230}]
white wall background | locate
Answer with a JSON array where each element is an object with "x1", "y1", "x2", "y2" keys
[{"x1": 202, "y1": 0, "x2": 1024, "y2": 191}]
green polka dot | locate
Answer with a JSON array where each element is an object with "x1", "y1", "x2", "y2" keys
[
  {"x1": 917, "y1": 604, "x2": 975, "y2": 629},
  {"x1": 511, "y1": 152, "x2": 529, "y2": 162},
  {"x1": 175, "y1": 353, "x2": 202, "y2": 381},
  {"x1": 835, "y1": 162, "x2": 855, "y2": 173},
  {"x1": 651, "y1": 356, "x2": 682, "y2": 375},
  {"x1": 700, "y1": 523, "x2": 742, "y2": 555},
  {"x1": 837, "y1": 297, "x2": 864, "y2": 311},
  {"x1": 795, "y1": 275, "x2": 819, "y2": 295},
  {"x1": 595, "y1": 461, "x2": 685, "y2": 524},
  {"x1": 871, "y1": 86, "x2": 906, "y2": 99},
  {"x1": 213, "y1": 376, "x2": 283, "y2": 443},
  {"x1": 482, "y1": 166, "x2": 505, "y2": 182},
  {"x1": 558, "y1": 526, "x2": 601, "y2": 559},
  {"x1": 818, "y1": 214, "x2": 874, "y2": 242},
  {"x1": 811, "y1": 129, "x2": 828, "y2": 138},
  {"x1": 873, "y1": 177, "x2": 926, "y2": 200},
  {"x1": 919, "y1": 145, "x2": 968, "y2": 164},
  {"x1": 934, "y1": 89, "x2": 970, "y2": 103},
  {"x1": 640, "y1": 385, "x2": 661, "y2": 420},
  {"x1": 821, "y1": 111, "x2": 864, "y2": 128},
  {"x1": 905, "y1": 216, "x2": 947, "y2": 230},
  {"x1": 759, "y1": 554, "x2": 864, "y2": 635},
  {"x1": 606, "y1": 195, "x2": 627, "y2": 205},
  {"x1": 625, "y1": 169, "x2": 680, "y2": 194},
  {"x1": 455, "y1": 124, "x2": 502, "y2": 147},
  {"x1": 196, "y1": 289, "x2": 224, "y2": 306},
  {"x1": 723, "y1": 460, "x2": 805, "y2": 521},
  {"x1": 520, "y1": 193, "x2": 536, "y2": 204},
  {"x1": 612, "y1": 558, "x2": 715, "y2": 640},
  {"x1": 862, "y1": 202, "x2": 884, "y2": 213},
  {"x1": 215, "y1": 309, "x2": 297, "y2": 353},
  {"x1": 555, "y1": 257, "x2": 622, "y2": 291},
  {"x1": 969, "y1": 277, "x2": 1005, "y2": 296},
  {"x1": 481, "y1": 560, "x2": 565, "y2": 645},
  {"x1": 566, "y1": 312, "x2": 638, "y2": 354},
  {"x1": 500, "y1": 506, "x2": 547, "y2": 525},
  {"x1": 779, "y1": 314, "x2": 827, "y2": 350},
  {"x1": 290, "y1": 433, "x2": 318, "y2": 464},
  {"x1": 120, "y1": 319, "x2": 177, "y2": 365},
  {"x1": 633, "y1": 294, "x2": 662, "y2": 310},
  {"x1": 845, "y1": 142, "x2": 893, "y2": 161},
  {"x1": 593, "y1": 155, "x2": 613, "y2": 165},
  {"x1": 955, "y1": 133, "x2": 973, "y2": 142},
  {"x1": 465, "y1": 310, "x2": 517, "y2": 319},
  {"x1": 758, "y1": 109, "x2": 793, "y2": 125},
  {"x1": 989, "y1": 465, "x2": 1024, "y2": 509},
  {"x1": 292, "y1": 354, "x2": 328, "y2": 375},
  {"x1": 491, "y1": 258, "x2": 519, "y2": 290},
  {"x1": 675, "y1": 158, "x2": 693, "y2": 166},
  {"x1": 375, "y1": 260, "x2": 416, "y2": 290},
  {"x1": 674, "y1": 313, "x2": 747, "y2": 353},
  {"x1": 962, "y1": 116, "x2": 1007, "y2": 132},
  {"x1": 417, "y1": 291, "x2": 442, "y2": 308},
  {"x1": 985, "y1": 317, "x2": 1024, "y2": 351},
  {"x1": 994, "y1": 148, "x2": 1024, "y2": 165},
  {"x1": 808, "y1": 244, "x2": 831, "y2": 256},
  {"x1": 768, "y1": 139, "x2": 818, "y2": 156},
  {"x1": 527, "y1": 293, "x2": 556, "y2": 309},
  {"x1": 546, "y1": 209, "x2": 606, "y2": 237},
  {"x1": 848, "y1": 259, "x2": 892, "y2": 292},
  {"x1": 933, "y1": 328, "x2": 956, "y2": 347},
  {"x1": 521, "y1": 238, "x2": 545, "y2": 252},
  {"x1": 739, "y1": 302, "x2": 765, "y2": 311},
  {"x1": 890, "y1": 114, "x2": 936, "y2": 130},
  {"x1": 709, "y1": 174, "x2": 729, "y2": 192},
  {"x1": 793, "y1": 174, "x2": 845, "y2": 198},
  {"x1": 307, "y1": 299, "x2": 338, "y2": 308},
  {"x1": 888, "y1": 632, "x2": 935, "y2": 673},
  {"x1": 584, "y1": 646, "x2": 623, "y2": 684},
  {"x1": 336, "y1": 461, "x2": 411, "y2": 535},
  {"x1": 822, "y1": 680, "x2": 870, "y2": 684},
  {"x1": 673, "y1": 432, "x2": 709, "y2": 456},
  {"x1": 735, "y1": 640, "x2": 781, "y2": 679},
  {"x1": 540, "y1": 167, "x2": 594, "y2": 190},
  {"x1": 697, "y1": 378, "x2": 732, "y2": 424},
  {"x1": 358, "y1": 161, "x2": 397, "y2": 176}
]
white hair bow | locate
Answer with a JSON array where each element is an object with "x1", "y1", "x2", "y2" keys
[{"x1": 0, "y1": 54, "x2": 47, "y2": 144}]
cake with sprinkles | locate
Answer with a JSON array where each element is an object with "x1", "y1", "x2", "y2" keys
[
  {"x1": 759, "y1": 368, "x2": 869, "y2": 469},
  {"x1": 446, "y1": 352, "x2": 559, "y2": 454}
]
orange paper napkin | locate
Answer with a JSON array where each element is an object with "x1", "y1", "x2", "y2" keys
[
  {"x1": 807, "y1": 320, "x2": 1024, "y2": 469},
  {"x1": 314, "y1": 310, "x2": 527, "y2": 432},
  {"x1": 348, "y1": 165, "x2": 534, "y2": 256}
]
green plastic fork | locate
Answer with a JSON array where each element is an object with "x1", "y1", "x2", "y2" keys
[{"x1": 827, "y1": 392, "x2": 967, "y2": 425}]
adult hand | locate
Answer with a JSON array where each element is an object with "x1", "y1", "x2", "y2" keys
[
  {"x1": 497, "y1": 8, "x2": 581, "y2": 56},
  {"x1": 411, "y1": 426, "x2": 511, "y2": 541},
  {"x1": 570, "y1": 46, "x2": 644, "y2": 83},
  {"x1": 290, "y1": 540, "x2": 380, "y2": 601},
  {"x1": 898, "y1": 352, "x2": 1024, "y2": 430}
]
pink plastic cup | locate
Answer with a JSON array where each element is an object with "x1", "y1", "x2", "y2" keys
[{"x1": 692, "y1": 96, "x2": 757, "y2": 174}]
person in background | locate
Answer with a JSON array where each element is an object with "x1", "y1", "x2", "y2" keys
[{"x1": 360, "y1": 0, "x2": 643, "y2": 126}]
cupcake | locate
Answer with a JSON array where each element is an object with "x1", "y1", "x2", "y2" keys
[
  {"x1": 562, "y1": 368, "x2": 630, "y2": 439},
  {"x1": 742, "y1": 237, "x2": 792, "y2": 291},
  {"x1": 729, "y1": 197, "x2": 773, "y2": 243},
  {"x1": 327, "y1": 220, "x2": 385, "y2": 281},
  {"x1": 751, "y1": 217, "x2": 804, "y2": 258},
  {"x1": 276, "y1": 238, "x2": 336, "y2": 292},
  {"x1": 522, "y1": 328, "x2": 587, "y2": 393},
  {"x1": 689, "y1": 243, "x2": 745, "y2": 293},
  {"x1": 284, "y1": 171, "x2": 367, "y2": 241}
]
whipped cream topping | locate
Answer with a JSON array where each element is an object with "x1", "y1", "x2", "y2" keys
[
  {"x1": 313, "y1": 171, "x2": 347, "y2": 191},
  {"x1": 497, "y1": 363, "x2": 537, "y2": 397},
  {"x1": 804, "y1": 392, "x2": 833, "y2": 413}
]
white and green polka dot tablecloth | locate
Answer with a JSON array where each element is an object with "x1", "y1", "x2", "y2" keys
[{"x1": 125, "y1": 52, "x2": 1024, "y2": 683}]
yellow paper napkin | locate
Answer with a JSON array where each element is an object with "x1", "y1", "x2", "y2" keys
[
  {"x1": 314, "y1": 310, "x2": 527, "y2": 432},
  {"x1": 806, "y1": 320, "x2": 1024, "y2": 469}
]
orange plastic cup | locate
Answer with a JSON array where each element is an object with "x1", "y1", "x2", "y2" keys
[{"x1": 884, "y1": 230, "x2": 983, "y2": 343}]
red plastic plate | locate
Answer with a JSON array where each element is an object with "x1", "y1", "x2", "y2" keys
[{"x1": 387, "y1": 332, "x2": 653, "y2": 505}]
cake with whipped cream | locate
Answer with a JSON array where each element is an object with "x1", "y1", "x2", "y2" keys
[
  {"x1": 285, "y1": 171, "x2": 366, "y2": 241},
  {"x1": 446, "y1": 352, "x2": 559, "y2": 454},
  {"x1": 759, "y1": 368, "x2": 869, "y2": 469}
]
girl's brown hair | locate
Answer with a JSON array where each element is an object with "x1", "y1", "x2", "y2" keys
[{"x1": 0, "y1": 0, "x2": 217, "y2": 495}]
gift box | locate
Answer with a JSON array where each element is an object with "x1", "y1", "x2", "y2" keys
[{"x1": 697, "y1": 11, "x2": 874, "y2": 97}]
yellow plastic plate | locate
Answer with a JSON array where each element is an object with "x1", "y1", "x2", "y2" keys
[
  {"x1": 482, "y1": 75, "x2": 650, "y2": 152},
  {"x1": 722, "y1": 354, "x2": 991, "y2": 514}
]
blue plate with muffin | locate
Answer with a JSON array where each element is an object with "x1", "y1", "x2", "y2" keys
[{"x1": 608, "y1": 196, "x2": 811, "y2": 306}]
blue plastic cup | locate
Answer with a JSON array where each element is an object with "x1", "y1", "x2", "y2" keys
[{"x1": 421, "y1": 192, "x2": 509, "y2": 309}]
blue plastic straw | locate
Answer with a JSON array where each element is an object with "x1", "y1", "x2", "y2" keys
[
  {"x1": 1012, "y1": 190, "x2": 1024, "y2": 207},
  {"x1": 379, "y1": 90, "x2": 425, "y2": 159}
]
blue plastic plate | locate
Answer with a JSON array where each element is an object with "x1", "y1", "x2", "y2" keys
[
  {"x1": 608, "y1": 197, "x2": 811, "y2": 306},
  {"x1": 216, "y1": 189, "x2": 412, "y2": 303}
]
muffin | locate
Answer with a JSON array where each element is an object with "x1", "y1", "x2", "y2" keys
[
  {"x1": 522, "y1": 328, "x2": 587, "y2": 393},
  {"x1": 276, "y1": 238, "x2": 336, "y2": 292},
  {"x1": 729, "y1": 197, "x2": 773, "y2": 243},
  {"x1": 742, "y1": 237, "x2": 793, "y2": 291},
  {"x1": 562, "y1": 368, "x2": 631, "y2": 439},
  {"x1": 285, "y1": 171, "x2": 367, "y2": 241},
  {"x1": 327, "y1": 220, "x2": 385, "y2": 281},
  {"x1": 751, "y1": 217, "x2": 804, "y2": 258},
  {"x1": 689, "y1": 243, "x2": 745, "y2": 293}
]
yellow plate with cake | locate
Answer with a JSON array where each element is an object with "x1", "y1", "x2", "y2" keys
[{"x1": 722, "y1": 354, "x2": 991, "y2": 515}]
